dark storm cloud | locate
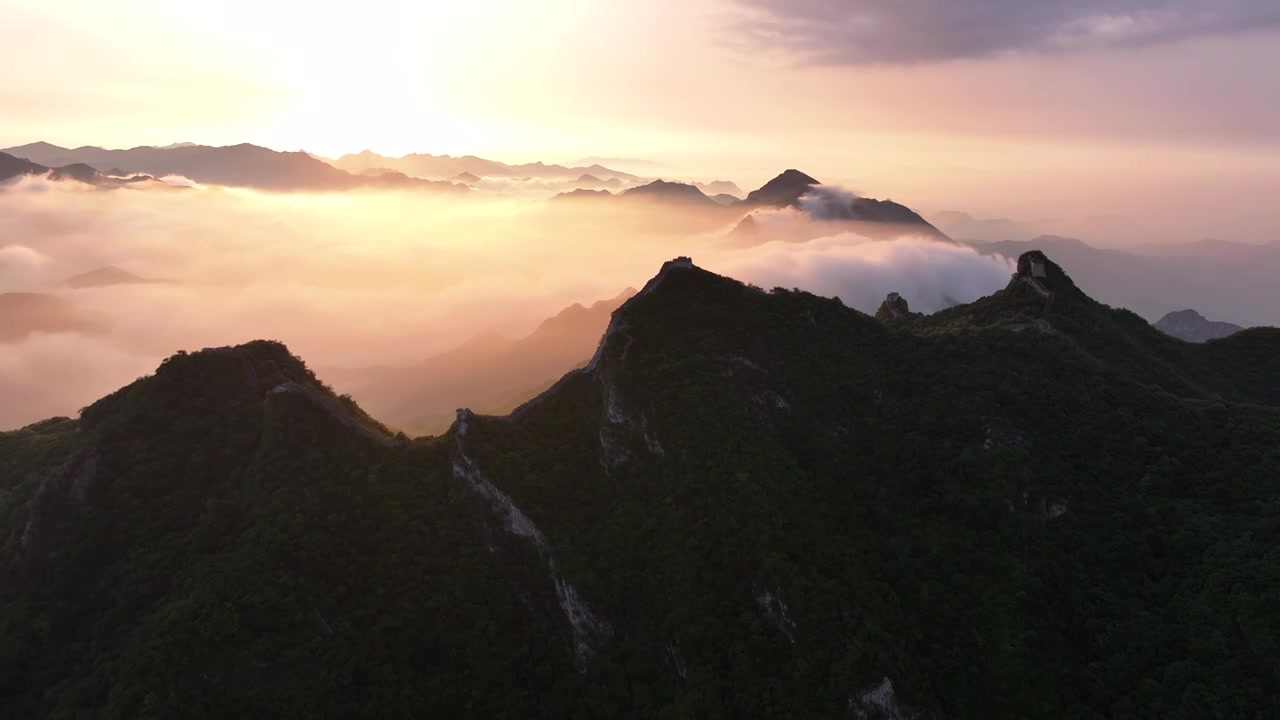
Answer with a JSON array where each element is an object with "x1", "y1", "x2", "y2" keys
[{"x1": 734, "y1": 0, "x2": 1280, "y2": 64}]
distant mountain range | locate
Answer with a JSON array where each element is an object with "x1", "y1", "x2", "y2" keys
[
  {"x1": 326, "y1": 288, "x2": 635, "y2": 434},
  {"x1": 693, "y1": 180, "x2": 742, "y2": 198},
  {"x1": 568, "y1": 174, "x2": 622, "y2": 190},
  {"x1": 571, "y1": 156, "x2": 669, "y2": 171},
  {"x1": 1, "y1": 143, "x2": 467, "y2": 193},
  {"x1": 548, "y1": 179, "x2": 737, "y2": 219},
  {"x1": 930, "y1": 210, "x2": 1037, "y2": 242},
  {"x1": 0, "y1": 152, "x2": 169, "y2": 189},
  {"x1": 60, "y1": 266, "x2": 168, "y2": 290},
  {"x1": 4, "y1": 142, "x2": 752, "y2": 196},
  {"x1": 968, "y1": 235, "x2": 1280, "y2": 328},
  {"x1": 619, "y1": 179, "x2": 723, "y2": 207},
  {"x1": 546, "y1": 169, "x2": 947, "y2": 244},
  {"x1": 1153, "y1": 309, "x2": 1246, "y2": 343},
  {"x1": 332, "y1": 150, "x2": 642, "y2": 183}
]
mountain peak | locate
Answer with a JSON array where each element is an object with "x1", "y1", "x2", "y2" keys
[
  {"x1": 81, "y1": 341, "x2": 313, "y2": 422},
  {"x1": 744, "y1": 169, "x2": 820, "y2": 208},
  {"x1": 4, "y1": 141, "x2": 69, "y2": 157},
  {"x1": 580, "y1": 257, "x2": 703, "y2": 373},
  {"x1": 875, "y1": 292, "x2": 912, "y2": 321},
  {"x1": 621, "y1": 179, "x2": 714, "y2": 205},
  {"x1": 1014, "y1": 250, "x2": 1078, "y2": 295},
  {"x1": 81, "y1": 340, "x2": 394, "y2": 443},
  {"x1": 1154, "y1": 309, "x2": 1245, "y2": 343},
  {"x1": 775, "y1": 168, "x2": 819, "y2": 184}
]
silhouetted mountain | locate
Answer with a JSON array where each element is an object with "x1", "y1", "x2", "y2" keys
[
  {"x1": 449, "y1": 171, "x2": 481, "y2": 185},
  {"x1": 970, "y1": 235, "x2": 1280, "y2": 328},
  {"x1": 328, "y1": 288, "x2": 636, "y2": 434},
  {"x1": 570, "y1": 174, "x2": 621, "y2": 189},
  {"x1": 729, "y1": 170, "x2": 947, "y2": 244},
  {"x1": 931, "y1": 210, "x2": 1039, "y2": 241},
  {"x1": 1154, "y1": 309, "x2": 1246, "y2": 343},
  {"x1": 332, "y1": 150, "x2": 640, "y2": 183},
  {"x1": 2, "y1": 151, "x2": 70, "y2": 182},
  {"x1": 743, "y1": 168, "x2": 819, "y2": 208},
  {"x1": 0, "y1": 152, "x2": 163, "y2": 189},
  {"x1": 693, "y1": 180, "x2": 743, "y2": 197},
  {"x1": 550, "y1": 188, "x2": 614, "y2": 202},
  {"x1": 572, "y1": 156, "x2": 668, "y2": 172},
  {"x1": 619, "y1": 180, "x2": 719, "y2": 206},
  {"x1": 60, "y1": 266, "x2": 167, "y2": 290},
  {"x1": 0, "y1": 293, "x2": 99, "y2": 341},
  {"x1": 4, "y1": 255, "x2": 1280, "y2": 717},
  {"x1": 1, "y1": 143, "x2": 467, "y2": 193},
  {"x1": 709, "y1": 193, "x2": 740, "y2": 206}
]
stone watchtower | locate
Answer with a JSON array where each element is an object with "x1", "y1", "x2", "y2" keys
[
  {"x1": 1016, "y1": 252, "x2": 1049, "y2": 281},
  {"x1": 1014, "y1": 252, "x2": 1055, "y2": 320},
  {"x1": 875, "y1": 292, "x2": 911, "y2": 321}
]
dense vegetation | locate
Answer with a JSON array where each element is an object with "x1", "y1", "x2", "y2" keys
[{"x1": 2, "y1": 253, "x2": 1278, "y2": 718}]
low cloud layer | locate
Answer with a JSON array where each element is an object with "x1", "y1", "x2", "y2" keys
[
  {"x1": 0, "y1": 177, "x2": 1016, "y2": 429},
  {"x1": 713, "y1": 234, "x2": 1014, "y2": 313},
  {"x1": 0, "y1": 179, "x2": 715, "y2": 427},
  {"x1": 798, "y1": 185, "x2": 862, "y2": 220},
  {"x1": 734, "y1": 0, "x2": 1280, "y2": 64}
]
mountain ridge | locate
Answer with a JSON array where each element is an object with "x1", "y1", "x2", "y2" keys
[
  {"x1": 332, "y1": 149, "x2": 641, "y2": 183},
  {"x1": 1, "y1": 143, "x2": 468, "y2": 193},
  {"x1": 729, "y1": 170, "x2": 949, "y2": 245},
  {"x1": 0, "y1": 151, "x2": 168, "y2": 189},
  {"x1": 4, "y1": 253, "x2": 1280, "y2": 717},
  {"x1": 328, "y1": 288, "x2": 636, "y2": 435}
]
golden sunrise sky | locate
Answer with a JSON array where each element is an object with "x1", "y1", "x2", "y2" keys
[{"x1": 2, "y1": 0, "x2": 1278, "y2": 236}]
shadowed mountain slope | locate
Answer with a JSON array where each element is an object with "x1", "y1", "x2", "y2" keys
[{"x1": 3, "y1": 256, "x2": 1279, "y2": 718}]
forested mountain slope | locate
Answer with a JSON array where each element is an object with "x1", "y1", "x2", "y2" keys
[{"x1": 3, "y1": 255, "x2": 1278, "y2": 719}]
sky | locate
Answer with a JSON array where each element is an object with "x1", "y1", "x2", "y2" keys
[{"x1": 2, "y1": 0, "x2": 1278, "y2": 238}]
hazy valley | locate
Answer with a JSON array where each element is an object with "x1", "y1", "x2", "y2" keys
[{"x1": 2, "y1": 135, "x2": 1278, "y2": 716}]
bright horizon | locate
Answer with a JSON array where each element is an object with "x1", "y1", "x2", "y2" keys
[{"x1": 3, "y1": 0, "x2": 1279, "y2": 238}]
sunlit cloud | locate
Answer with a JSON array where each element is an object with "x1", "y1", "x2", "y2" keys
[{"x1": 711, "y1": 234, "x2": 1014, "y2": 313}]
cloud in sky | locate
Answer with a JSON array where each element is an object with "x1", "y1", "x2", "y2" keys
[{"x1": 734, "y1": 0, "x2": 1280, "y2": 64}]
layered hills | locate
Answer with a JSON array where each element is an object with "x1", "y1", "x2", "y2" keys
[
  {"x1": 328, "y1": 288, "x2": 636, "y2": 435},
  {"x1": 1, "y1": 143, "x2": 467, "y2": 193},
  {"x1": 331, "y1": 149, "x2": 641, "y2": 183},
  {"x1": 0, "y1": 152, "x2": 167, "y2": 189},
  {"x1": 3, "y1": 253, "x2": 1279, "y2": 718}
]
